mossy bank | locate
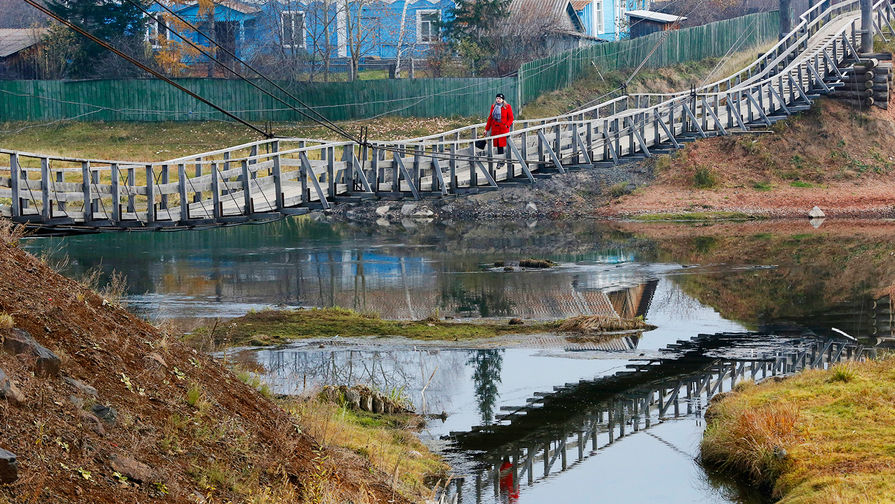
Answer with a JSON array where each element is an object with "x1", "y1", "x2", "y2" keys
[{"x1": 701, "y1": 357, "x2": 895, "y2": 504}]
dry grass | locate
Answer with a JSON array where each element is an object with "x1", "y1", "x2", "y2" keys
[
  {"x1": 285, "y1": 398, "x2": 450, "y2": 501},
  {"x1": 558, "y1": 315, "x2": 654, "y2": 334},
  {"x1": 701, "y1": 356, "x2": 895, "y2": 503},
  {"x1": 0, "y1": 219, "x2": 25, "y2": 246},
  {"x1": 0, "y1": 312, "x2": 13, "y2": 330}
]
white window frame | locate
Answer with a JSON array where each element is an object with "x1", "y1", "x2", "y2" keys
[
  {"x1": 415, "y1": 9, "x2": 440, "y2": 44},
  {"x1": 281, "y1": 10, "x2": 306, "y2": 49},
  {"x1": 593, "y1": 0, "x2": 604, "y2": 35}
]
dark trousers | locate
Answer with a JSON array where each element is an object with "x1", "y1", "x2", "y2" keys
[{"x1": 496, "y1": 146, "x2": 505, "y2": 155}]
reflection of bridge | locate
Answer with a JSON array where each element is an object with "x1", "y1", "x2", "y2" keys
[
  {"x1": 3, "y1": 0, "x2": 892, "y2": 231},
  {"x1": 444, "y1": 334, "x2": 873, "y2": 502}
]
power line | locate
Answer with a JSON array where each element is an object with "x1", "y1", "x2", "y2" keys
[
  {"x1": 140, "y1": 0, "x2": 360, "y2": 143},
  {"x1": 22, "y1": 0, "x2": 272, "y2": 138}
]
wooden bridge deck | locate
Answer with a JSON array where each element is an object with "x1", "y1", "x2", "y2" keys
[{"x1": 2, "y1": 0, "x2": 893, "y2": 232}]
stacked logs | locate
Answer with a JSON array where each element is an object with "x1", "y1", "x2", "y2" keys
[{"x1": 830, "y1": 56, "x2": 892, "y2": 109}]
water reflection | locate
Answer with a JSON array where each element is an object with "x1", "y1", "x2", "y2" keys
[{"x1": 468, "y1": 350, "x2": 503, "y2": 426}]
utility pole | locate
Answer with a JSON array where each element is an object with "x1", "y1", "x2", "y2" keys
[
  {"x1": 779, "y1": 0, "x2": 791, "y2": 39},
  {"x1": 860, "y1": 0, "x2": 874, "y2": 53}
]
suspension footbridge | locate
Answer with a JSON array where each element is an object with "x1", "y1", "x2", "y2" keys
[{"x1": 2, "y1": 0, "x2": 893, "y2": 232}]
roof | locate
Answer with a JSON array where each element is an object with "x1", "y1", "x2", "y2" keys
[
  {"x1": 0, "y1": 28, "x2": 47, "y2": 58},
  {"x1": 509, "y1": 0, "x2": 584, "y2": 33},
  {"x1": 624, "y1": 10, "x2": 687, "y2": 23},
  {"x1": 571, "y1": 0, "x2": 591, "y2": 10},
  {"x1": 174, "y1": 0, "x2": 260, "y2": 15}
]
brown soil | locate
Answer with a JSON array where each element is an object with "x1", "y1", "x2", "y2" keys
[
  {"x1": 0, "y1": 227, "x2": 413, "y2": 503},
  {"x1": 599, "y1": 98, "x2": 895, "y2": 218}
]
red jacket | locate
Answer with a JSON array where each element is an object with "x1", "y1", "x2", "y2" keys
[{"x1": 485, "y1": 102, "x2": 514, "y2": 148}]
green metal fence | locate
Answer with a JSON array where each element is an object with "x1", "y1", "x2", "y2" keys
[
  {"x1": 0, "y1": 11, "x2": 778, "y2": 123},
  {"x1": 0, "y1": 76, "x2": 517, "y2": 122},
  {"x1": 518, "y1": 11, "x2": 781, "y2": 104}
]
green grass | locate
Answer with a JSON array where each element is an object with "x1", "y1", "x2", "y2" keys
[
  {"x1": 701, "y1": 356, "x2": 895, "y2": 503},
  {"x1": 189, "y1": 307, "x2": 567, "y2": 347},
  {"x1": 789, "y1": 181, "x2": 814, "y2": 188},
  {"x1": 631, "y1": 211, "x2": 757, "y2": 222},
  {"x1": 693, "y1": 167, "x2": 718, "y2": 189},
  {"x1": 752, "y1": 181, "x2": 773, "y2": 191}
]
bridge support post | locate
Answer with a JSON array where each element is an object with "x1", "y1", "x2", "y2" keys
[
  {"x1": 81, "y1": 161, "x2": 91, "y2": 221},
  {"x1": 861, "y1": 0, "x2": 875, "y2": 53},
  {"x1": 111, "y1": 163, "x2": 120, "y2": 223},
  {"x1": 177, "y1": 163, "x2": 187, "y2": 222},
  {"x1": 40, "y1": 157, "x2": 50, "y2": 221},
  {"x1": 9, "y1": 153, "x2": 21, "y2": 218},
  {"x1": 146, "y1": 165, "x2": 156, "y2": 224}
]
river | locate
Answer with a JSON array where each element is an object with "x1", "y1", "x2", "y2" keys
[{"x1": 22, "y1": 217, "x2": 895, "y2": 503}]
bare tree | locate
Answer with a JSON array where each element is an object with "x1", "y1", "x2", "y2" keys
[{"x1": 343, "y1": 0, "x2": 384, "y2": 80}]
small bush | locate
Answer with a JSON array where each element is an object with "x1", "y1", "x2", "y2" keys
[
  {"x1": 828, "y1": 364, "x2": 855, "y2": 383},
  {"x1": 693, "y1": 167, "x2": 718, "y2": 189},
  {"x1": 519, "y1": 258, "x2": 556, "y2": 269},
  {"x1": 608, "y1": 181, "x2": 633, "y2": 198},
  {"x1": 0, "y1": 312, "x2": 13, "y2": 330},
  {"x1": 186, "y1": 383, "x2": 202, "y2": 407}
]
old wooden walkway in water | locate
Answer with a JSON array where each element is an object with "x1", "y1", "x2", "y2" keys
[
  {"x1": 2, "y1": 0, "x2": 895, "y2": 231},
  {"x1": 444, "y1": 333, "x2": 873, "y2": 501}
]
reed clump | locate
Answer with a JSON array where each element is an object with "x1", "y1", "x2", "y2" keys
[
  {"x1": 701, "y1": 356, "x2": 895, "y2": 503},
  {"x1": 558, "y1": 315, "x2": 655, "y2": 334}
]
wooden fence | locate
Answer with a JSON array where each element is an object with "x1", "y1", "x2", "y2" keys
[{"x1": 0, "y1": 12, "x2": 779, "y2": 123}]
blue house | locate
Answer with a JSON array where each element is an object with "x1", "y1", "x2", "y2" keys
[
  {"x1": 573, "y1": 0, "x2": 651, "y2": 40},
  {"x1": 146, "y1": 0, "x2": 455, "y2": 71}
]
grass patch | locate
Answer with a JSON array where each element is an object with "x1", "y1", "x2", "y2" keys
[
  {"x1": 701, "y1": 356, "x2": 895, "y2": 503},
  {"x1": 752, "y1": 181, "x2": 773, "y2": 191},
  {"x1": 559, "y1": 315, "x2": 655, "y2": 333},
  {"x1": 0, "y1": 312, "x2": 12, "y2": 330},
  {"x1": 631, "y1": 211, "x2": 756, "y2": 222},
  {"x1": 285, "y1": 398, "x2": 450, "y2": 498},
  {"x1": 789, "y1": 180, "x2": 814, "y2": 188},
  {"x1": 189, "y1": 307, "x2": 566, "y2": 347},
  {"x1": 693, "y1": 167, "x2": 718, "y2": 189},
  {"x1": 608, "y1": 181, "x2": 633, "y2": 198},
  {"x1": 518, "y1": 258, "x2": 556, "y2": 269}
]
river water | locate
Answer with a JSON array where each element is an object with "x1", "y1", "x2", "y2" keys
[{"x1": 22, "y1": 217, "x2": 895, "y2": 503}]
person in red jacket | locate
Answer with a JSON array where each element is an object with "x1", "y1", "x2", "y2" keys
[{"x1": 485, "y1": 93, "x2": 514, "y2": 155}]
